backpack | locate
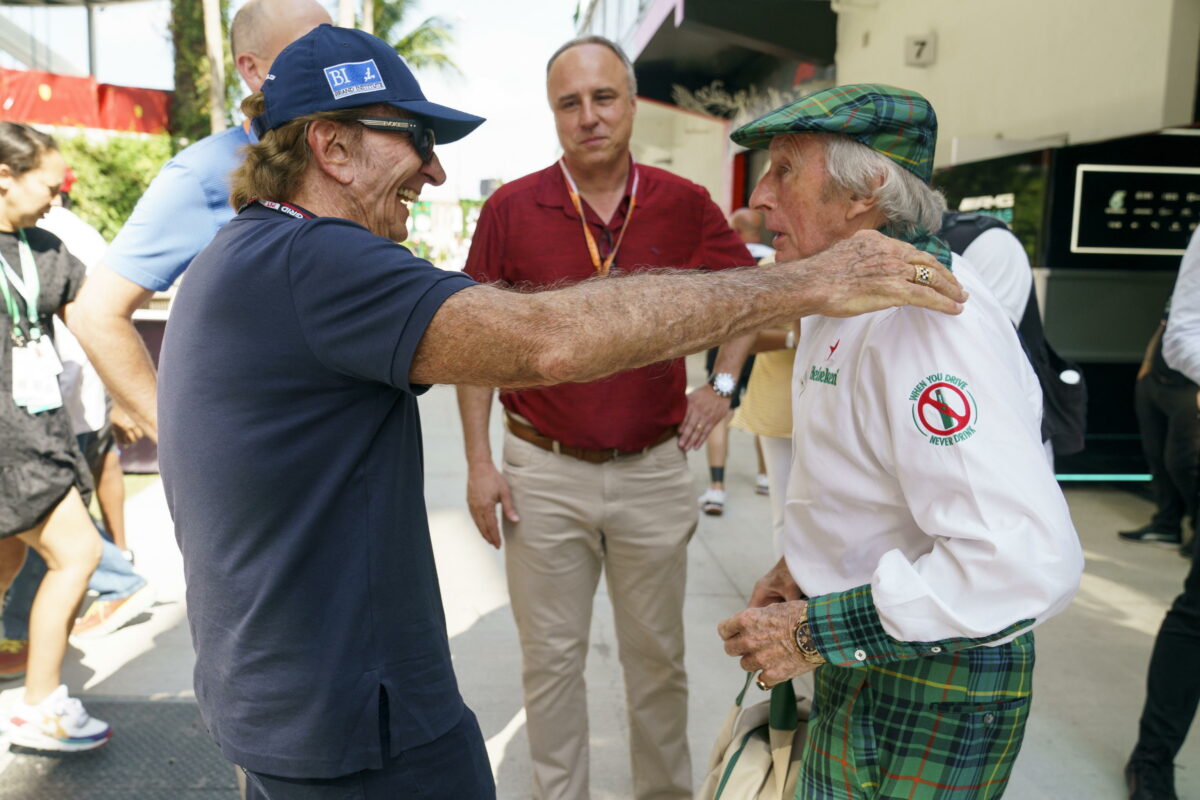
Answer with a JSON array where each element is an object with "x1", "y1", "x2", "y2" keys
[{"x1": 941, "y1": 212, "x2": 1088, "y2": 457}]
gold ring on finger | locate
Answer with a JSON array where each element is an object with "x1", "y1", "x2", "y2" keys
[
  {"x1": 755, "y1": 677, "x2": 769, "y2": 691},
  {"x1": 914, "y1": 264, "x2": 933, "y2": 286}
]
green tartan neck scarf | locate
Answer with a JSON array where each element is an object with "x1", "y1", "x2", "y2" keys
[{"x1": 881, "y1": 224, "x2": 953, "y2": 271}]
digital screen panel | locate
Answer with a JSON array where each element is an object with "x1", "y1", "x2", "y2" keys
[
  {"x1": 933, "y1": 150, "x2": 1048, "y2": 265},
  {"x1": 1070, "y1": 164, "x2": 1200, "y2": 255}
]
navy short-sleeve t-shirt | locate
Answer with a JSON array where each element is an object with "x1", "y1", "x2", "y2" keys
[{"x1": 158, "y1": 204, "x2": 475, "y2": 779}]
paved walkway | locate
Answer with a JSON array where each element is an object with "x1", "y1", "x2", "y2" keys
[{"x1": 2, "y1": 362, "x2": 1197, "y2": 798}]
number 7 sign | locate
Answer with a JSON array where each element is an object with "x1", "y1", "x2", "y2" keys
[{"x1": 905, "y1": 33, "x2": 937, "y2": 67}]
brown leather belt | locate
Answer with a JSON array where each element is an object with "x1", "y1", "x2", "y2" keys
[{"x1": 505, "y1": 414, "x2": 678, "y2": 464}]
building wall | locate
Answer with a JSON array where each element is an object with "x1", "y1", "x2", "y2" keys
[
  {"x1": 834, "y1": 0, "x2": 1200, "y2": 165},
  {"x1": 576, "y1": 0, "x2": 646, "y2": 50}
]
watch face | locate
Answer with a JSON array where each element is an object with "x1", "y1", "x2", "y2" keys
[
  {"x1": 713, "y1": 373, "x2": 736, "y2": 395},
  {"x1": 795, "y1": 621, "x2": 820, "y2": 659}
]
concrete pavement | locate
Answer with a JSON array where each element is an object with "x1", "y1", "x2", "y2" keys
[{"x1": 2, "y1": 356, "x2": 1197, "y2": 798}]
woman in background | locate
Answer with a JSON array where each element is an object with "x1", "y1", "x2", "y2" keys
[{"x1": 0, "y1": 122, "x2": 111, "y2": 751}]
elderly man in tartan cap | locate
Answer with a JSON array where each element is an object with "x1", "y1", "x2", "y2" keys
[{"x1": 718, "y1": 84, "x2": 1084, "y2": 799}]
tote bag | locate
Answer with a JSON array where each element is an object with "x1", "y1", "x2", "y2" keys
[{"x1": 697, "y1": 673, "x2": 812, "y2": 800}]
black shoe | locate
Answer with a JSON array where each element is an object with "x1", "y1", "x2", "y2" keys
[
  {"x1": 1126, "y1": 757, "x2": 1178, "y2": 800},
  {"x1": 1118, "y1": 524, "x2": 1183, "y2": 546}
]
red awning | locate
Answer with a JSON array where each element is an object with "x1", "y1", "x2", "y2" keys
[
  {"x1": 98, "y1": 82, "x2": 170, "y2": 133},
  {"x1": 0, "y1": 67, "x2": 170, "y2": 133}
]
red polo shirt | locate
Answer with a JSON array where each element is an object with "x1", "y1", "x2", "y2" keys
[{"x1": 465, "y1": 161, "x2": 752, "y2": 450}]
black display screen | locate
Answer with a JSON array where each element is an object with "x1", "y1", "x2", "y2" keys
[{"x1": 1071, "y1": 165, "x2": 1200, "y2": 255}]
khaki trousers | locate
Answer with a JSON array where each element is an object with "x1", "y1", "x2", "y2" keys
[{"x1": 501, "y1": 431, "x2": 697, "y2": 800}]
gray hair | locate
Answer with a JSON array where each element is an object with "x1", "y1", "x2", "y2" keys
[
  {"x1": 546, "y1": 35, "x2": 638, "y2": 96},
  {"x1": 821, "y1": 134, "x2": 946, "y2": 235}
]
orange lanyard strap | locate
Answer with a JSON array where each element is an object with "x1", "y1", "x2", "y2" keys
[{"x1": 558, "y1": 158, "x2": 639, "y2": 277}]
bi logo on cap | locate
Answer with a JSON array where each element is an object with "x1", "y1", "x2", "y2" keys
[{"x1": 324, "y1": 59, "x2": 386, "y2": 100}]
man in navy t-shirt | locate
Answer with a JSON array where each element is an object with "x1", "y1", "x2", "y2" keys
[{"x1": 157, "y1": 24, "x2": 966, "y2": 800}]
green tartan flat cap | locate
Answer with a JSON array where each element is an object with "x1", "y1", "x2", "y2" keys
[{"x1": 731, "y1": 84, "x2": 937, "y2": 184}]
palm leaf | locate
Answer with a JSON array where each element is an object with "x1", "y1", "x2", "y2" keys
[{"x1": 370, "y1": 1, "x2": 460, "y2": 75}]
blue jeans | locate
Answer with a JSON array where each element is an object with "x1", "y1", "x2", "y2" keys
[{"x1": 2, "y1": 525, "x2": 145, "y2": 641}]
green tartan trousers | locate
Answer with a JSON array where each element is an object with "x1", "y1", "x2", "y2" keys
[{"x1": 796, "y1": 632, "x2": 1034, "y2": 800}]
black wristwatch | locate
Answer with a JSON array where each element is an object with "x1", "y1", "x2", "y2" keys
[{"x1": 709, "y1": 372, "x2": 736, "y2": 398}]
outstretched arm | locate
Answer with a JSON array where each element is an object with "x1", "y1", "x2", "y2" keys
[{"x1": 411, "y1": 231, "x2": 965, "y2": 388}]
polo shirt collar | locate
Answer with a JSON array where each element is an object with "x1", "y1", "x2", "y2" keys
[{"x1": 534, "y1": 157, "x2": 638, "y2": 225}]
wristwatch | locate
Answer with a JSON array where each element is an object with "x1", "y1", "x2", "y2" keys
[
  {"x1": 709, "y1": 372, "x2": 736, "y2": 398},
  {"x1": 793, "y1": 610, "x2": 825, "y2": 665}
]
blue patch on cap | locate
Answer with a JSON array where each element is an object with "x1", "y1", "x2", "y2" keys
[{"x1": 323, "y1": 59, "x2": 386, "y2": 100}]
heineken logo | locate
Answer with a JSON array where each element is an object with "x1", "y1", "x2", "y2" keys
[
  {"x1": 809, "y1": 365, "x2": 839, "y2": 386},
  {"x1": 909, "y1": 373, "x2": 977, "y2": 445}
]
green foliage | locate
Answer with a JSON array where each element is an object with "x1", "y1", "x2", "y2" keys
[
  {"x1": 170, "y1": 0, "x2": 239, "y2": 143},
  {"x1": 371, "y1": 0, "x2": 460, "y2": 74},
  {"x1": 56, "y1": 133, "x2": 174, "y2": 242},
  {"x1": 459, "y1": 197, "x2": 485, "y2": 237}
]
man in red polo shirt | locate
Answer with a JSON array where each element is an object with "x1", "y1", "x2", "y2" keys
[{"x1": 455, "y1": 35, "x2": 753, "y2": 800}]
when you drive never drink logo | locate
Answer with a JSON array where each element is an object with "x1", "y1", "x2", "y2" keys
[{"x1": 909, "y1": 372, "x2": 978, "y2": 446}]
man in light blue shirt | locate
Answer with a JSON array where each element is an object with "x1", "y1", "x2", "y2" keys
[
  {"x1": 70, "y1": 0, "x2": 331, "y2": 443},
  {"x1": 29, "y1": 0, "x2": 332, "y2": 649}
]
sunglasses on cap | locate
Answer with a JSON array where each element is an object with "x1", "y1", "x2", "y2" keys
[{"x1": 356, "y1": 116, "x2": 436, "y2": 164}]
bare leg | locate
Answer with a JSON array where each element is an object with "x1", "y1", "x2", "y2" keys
[
  {"x1": 94, "y1": 448, "x2": 127, "y2": 551},
  {"x1": 0, "y1": 536, "x2": 27, "y2": 595},
  {"x1": 17, "y1": 488, "x2": 102, "y2": 705},
  {"x1": 704, "y1": 410, "x2": 733, "y2": 491},
  {"x1": 755, "y1": 435, "x2": 767, "y2": 477}
]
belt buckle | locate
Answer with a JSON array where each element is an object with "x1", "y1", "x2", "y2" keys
[{"x1": 612, "y1": 446, "x2": 645, "y2": 462}]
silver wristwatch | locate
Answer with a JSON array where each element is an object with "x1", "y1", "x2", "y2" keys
[{"x1": 709, "y1": 372, "x2": 736, "y2": 398}]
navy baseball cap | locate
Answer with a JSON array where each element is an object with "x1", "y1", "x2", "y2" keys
[{"x1": 254, "y1": 24, "x2": 484, "y2": 144}]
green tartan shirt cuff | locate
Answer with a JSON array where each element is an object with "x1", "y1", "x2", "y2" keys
[{"x1": 806, "y1": 584, "x2": 1033, "y2": 667}]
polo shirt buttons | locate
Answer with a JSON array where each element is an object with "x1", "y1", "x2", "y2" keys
[
  {"x1": 930, "y1": 646, "x2": 943, "y2": 654},
  {"x1": 983, "y1": 712, "x2": 996, "y2": 724},
  {"x1": 854, "y1": 649, "x2": 867, "y2": 662}
]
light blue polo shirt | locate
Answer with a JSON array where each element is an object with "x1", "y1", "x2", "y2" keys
[{"x1": 105, "y1": 124, "x2": 255, "y2": 291}]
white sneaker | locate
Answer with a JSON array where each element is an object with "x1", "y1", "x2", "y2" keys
[
  {"x1": 699, "y1": 488, "x2": 726, "y2": 516},
  {"x1": 6, "y1": 685, "x2": 112, "y2": 752}
]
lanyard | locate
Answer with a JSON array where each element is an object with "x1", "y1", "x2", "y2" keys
[
  {"x1": 558, "y1": 157, "x2": 639, "y2": 277},
  {"x1": 243, "y1": 198, "x2": 315, "y2": 220},
  {"x1": 0, "y1": 231, "x2": 41, "y2": 345}
]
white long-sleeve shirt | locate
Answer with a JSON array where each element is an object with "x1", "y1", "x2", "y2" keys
[
  {"x1": 1163, "y1": 229, "x2": 1200, "y2": 384},
  {"x1": 785, "y1": 256, "x2": 1082, "y2": 664}
]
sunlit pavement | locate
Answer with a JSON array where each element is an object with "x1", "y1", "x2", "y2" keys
[{"x1": 2, "y1": 355, "x2": 1197, "y2": 798}]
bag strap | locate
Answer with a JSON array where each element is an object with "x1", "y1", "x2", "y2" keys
[
  {"x1": 939, "y1": 211, "x2": 1010, "y2": 255},
  {"x1": 769, "y1": 679, "x2": 798, "y2": 731},
  {"x1": 734, "y1": 671, "x2": 756, "y2": 706}
]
